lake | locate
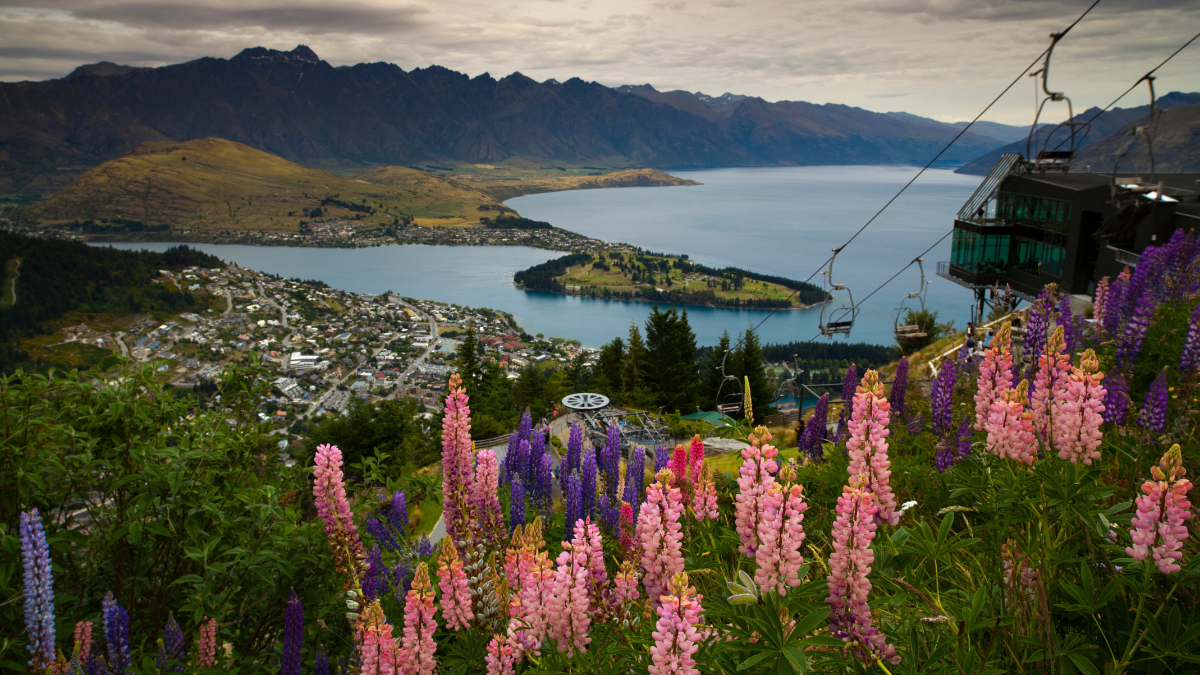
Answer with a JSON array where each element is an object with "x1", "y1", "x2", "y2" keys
[{"x1": 99, "y1": 165, "x2": 981, "y2": 348}]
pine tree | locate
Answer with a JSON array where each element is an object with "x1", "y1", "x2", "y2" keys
[
  {"x1": 644, "y1": 305, "x2": 700, "y2": 413},
  {"x1": 624, "y1": 323, "x2": 655, "y2": 409},
  {"x1": 454, "y1": 327, "x2": 481, "y2": 394},
  {"x1": 733, "y1": 328, "x2": 772, "y2": 420},
  {"x1": 594, "y1": 337, "x2": 626, "y2": 400}
]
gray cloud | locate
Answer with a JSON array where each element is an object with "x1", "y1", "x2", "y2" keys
[{"x1": 67, "y1": 2, "x2": 425, "y2": 34}]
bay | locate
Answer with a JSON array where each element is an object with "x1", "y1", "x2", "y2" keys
[{"x1": 98, "y1": 165, "x2": 982, "y2": 348}]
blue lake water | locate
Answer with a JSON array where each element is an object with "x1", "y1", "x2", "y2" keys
[{"x1": 99, "y1": 165, "x2": 981, "y2": 348}]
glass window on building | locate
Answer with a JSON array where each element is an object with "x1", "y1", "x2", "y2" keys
[
  {"x1": 997, "y1": 193, "x2": 1071, "y2": 232},
  {"x1": 1014, "y1": 237, "x2": 1065, "y2": 277},
  {"x1": 952, "y1": 230, "x2": 1010, "y2": 274}
]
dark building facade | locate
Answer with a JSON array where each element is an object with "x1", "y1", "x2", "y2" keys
[{"x1": 939, "y1": 154, "x2": 1200, "y2": 313}]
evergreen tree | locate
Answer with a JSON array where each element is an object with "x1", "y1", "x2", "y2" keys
[
  {"x1": 513, "y1": 364, "x2": 548, "y2": 420},
  {"x1": 644, "y1": 305, "x2": 700, "y2": 413},
  {"x1": 623, "y1": 324, "x2": 656, "y2": 409},
  {"x1": 594, "y1": 337, "x2": 626, "y2": 400},
  {"x1": 702, "y1": 331, "x2": 734, "y2": 410},
  {"x1": 732, "y1": 327, "x2": 772, "y2": 420},
  {"x1": 453, "y1": 328, "x2": 482, "y2": 394}
]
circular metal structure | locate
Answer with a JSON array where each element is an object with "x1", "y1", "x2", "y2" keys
[{"x1": 562, "y1": 392, "x2": 610, "y2": 411}]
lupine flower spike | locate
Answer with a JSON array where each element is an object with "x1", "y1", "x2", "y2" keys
[
  {"x1": 734, "y1": 427, "x2": 779, "y2": 556},
  {"x1": 313, "y1": 444, "x2": 367, "y2": 583},
  {"x1": 985, "y1": 380, "x2": 1037, "y2": 465},
  {"x1": 1054, "y1": 349, "x2": 1106, "y2": 465},
  {"x1": 281, "y1": 592, "x2": 303, "y2": 675},
  {"x1": 975, "y1": 322, "x2": 1014, "y2": 431},
  {"x1": 73, "y1": 621, "x2": 93, "y2": 664},
  {"x1": 649, "y1": 573, "x2": 704, "y2": 675},
  {"x1": 399, "y1": 563, "x2": 437, "y2": 675},
  {"x1": 1138, "y1": 370, "x2": 1170, "y2": 436},
  {"x1": 358, "y1": 602, "x2": 399, "y2": 675},
  {"x1": 103, "y1": 591, "x2": 131, "y2": 674},
  {"x1": 437, "y1": 540, "x2": 474, "y2": 631},
  {"x1": 1181, "y1": 302, "x2": 1200, "y2": 373},
  {"x1": 753, "y1": 463, "x2": 808, "y2": 596},
  {"x1": 20, "y1": 508, "x2": 55, "y2": 674},
  {"x1": 442, "y1": 373, "x2": 476, "y2": 549},
  {"x1": 846, "y1": 370, "x2": 899, "y2": 525},
  {"x1": 1127, "y1": 445, "x2": 1193, "y2": 574},
  {"x1": 196, "y1": 617, "x2": 217, "y2": 668},
  {"x1": 636, "y1": 470, "x2": 686, "y2": 607},
  {"x1": 472, "y1": 448, "x2": 506, "y2": 549},
  {"x1": 547, "y1": 521, "x2": 594, "y2": 656},
  {"x1": 1031, "y1": 326, "x2": 1071, "y2": 447}
]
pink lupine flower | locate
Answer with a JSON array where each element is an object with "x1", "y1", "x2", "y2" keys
[
  {"x1": 733, "y1": 429, "x2": 779, "y2": 556},
  {"x1": 547, "y1": 529, "x2": 593, "y2": 656},
  {"x1": 436, "y1": 540, "x2": 473, "y2": 631},
  {"x1": 636, "y1": 471, "x2": 686, "y2": 606},
  {"x1": 472, "y1": 449, "x2": 506, "y2": 550},
  {"x1": 846, "y1": 370, "x2": 899, "y2": 526},
  {"x1": 485, "y1": 633, "x2": 516, "y2": 675},
  {"x1": 1031, "y1": 326, "x2": 1072, "y2": 446},
  {"x1": 1001, "y1": 540, "x2": 1039, "y2": 608},
  {"x1": 1092, "y1": 277, "x2": 1110, "y2": 332},
  {"x1": 649, "y1": 573, "x2": 704, "y2": 675},
  {"x1": 1053, "y1": 349, "x2": 1106, "y2": 465},
  {"x1": 313, "y1": 444, "x2": 366, "y2": 581},
  {"x1": 579, "y1": 518, "x2": 608, "y2": 602},
  {"x1": 442, "y1": 373, "x2": 476, "y2": 548},
  {"x1": 754, "y1": 468, "x2": 808, "y2": 596},
  {"x1": 668, "y1": 445, "x2": 689, "y2": 487},
  {"x1": 359, "y1": 602, "x2": 398, "y2": 675},
  {"x1": 196, "y1": 617, "x2": 217, "y2": 668},
  {"x1": 826, "y1": 476, "x2": 898, "y2": 666},
  {"x1": 985, "y1": 381, "x2": 1037, "y2": 465},
  {"x1": 73, "y1": 621, "x2": 93, "y2": 663},
  {"x1": 398, "y1": 563, "x2": 437, "y2": 675},
  {"x1": 508, "y1": 519, "x2": 553, "y2": 659},
  {"x1": 688, "y1": 435, "x2": 705, "y2": 483},
  {"x1": 612, "y1": 559, "x2": 641, "y2": 606},
  {"x1": 693, "y1": 468, "x2": 719, "y2": 522},
  {"x1": 974, "y1": 322, "x2": 1014, "y2": 431},
  {"x1": 1127, "y1": 445, "x2": 1193, "y2": 574}
]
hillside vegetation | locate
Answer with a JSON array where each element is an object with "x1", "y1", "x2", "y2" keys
[
  {"x1": 1073, "y1": 101, "x2": 1200, "y2": 174},
  {"x1": 15, "y1": 138, "x2": 510, "y2": 233},
  {"x1": 465, "y1": 167, "x2": 701, "y2": 201}
]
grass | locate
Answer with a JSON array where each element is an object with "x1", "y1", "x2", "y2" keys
[
  {"x1": 559, "y1": 254, "x2": 805, "y2": 307},
  {"x1": 439, "y1": 159, "x2": 701, "y2": 201},
  {"x1": 411, "y1": 496, "x2": 443, "y2": 537},
  {"x1": 18, "y1": 138, "x2": 509, "y2": 235}
]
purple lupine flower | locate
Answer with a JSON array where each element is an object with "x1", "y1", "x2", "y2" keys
[
  {"x1": 314, "y1": 645, "x2": 330, "y2": 675},
  {"x1": 1180, "y1": 303, "x2": 1200, "y2": 372},
  {"x1": 1024, "y1": 288, "x2": 1053, "y2": 381},
  {"x1": 955, "y1": 415, "x2": 973, "y2": 461},
  {"x1": 102, "y1": 592, "x2": 131, "y2": 674},
  {"x1": 931, "y1": 357, "x2": 956, "y2": 438},
  {"x1": 1103, "y1": 274, "x2": 1127, "y2": 336},
  {"x1": 601, "y1": 424, "x2": 621, "y2": 500},
  {"x1": 390, "y1": 491, "x2": 408, "y2": 540},
  {"x1": 510, "y1": 439, "x2": 530, "y2": 489},
  {"x1": 836, "y1": 364, "x2": 858, "y2": 443},
  {"x1": 159, "y1": 613, "x2": 185, "y2": 673},
  {"x1": 1102, "y1": 372, "x2": 1130, "y2": 426},
  {"x1": 393, "y1": 561, "x2": 410, "y2": 607},
  {"x1": 20, "y1": 508, "x2": 55, "y2": 673},
  {"x1": 563, "y1": 424, "x2": 584, "y2": 491},
  {"x1": 528, "y1": 428, "x2": 545, "y2": 484},
  {"x1": 654, "y1": 444, "x2": 670, "y2": 473},
  {"x1": 1058, "y1": 295, "x2": 1081, "y2": 353},
  {"x1": 536, "y1": 452, "x2": 553, "y2": 507},
  {"x1": 417, "y1": 535, "x2": 433, "y2": 558},
  {"x1": 566, "y1": 474, "x2": 583, "y2": 532},
  {"x1": 799, "y1": 394, "x2": 829, "y2": 462},
  {"x1": 366, "y1": 517, "x2": 401, "y2": 553},
  {"x1": 623, "y1": 447, "x2": 646, "y2": 519},
  {"x1": 907, "y1": 412, "x2": 924, "y2": 435},
  {"x1": 362, "y1": 546, "x2": 388, "y2": 602},
  {"x1": 518, "y1": 410, "x2": 533, "y2": 443},
  {"x1": 1116, "y1": 288, "x2": 1154, "y2": 369},
  {"x1": 281, "y1": 590, "x2": 303, "y2": 675},
  {"x1": 888, "y1": 358, "x2": 909, "y2": 419},
  {"x1": 509, "y1": 474, "x2": 526, "y2": 532},
  {"x1": 1139, "y1": 370, "x2": 1170, "y2": 435},
  {"x1": 581, "y1": 448, "x2": 598, "y2": 520}
]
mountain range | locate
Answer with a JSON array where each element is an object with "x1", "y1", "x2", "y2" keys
[{"x1": 0, "y1": 45, "x2": 1012, "y2": 196}]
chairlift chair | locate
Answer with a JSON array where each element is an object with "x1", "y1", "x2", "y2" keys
[
  {"x1": 714, "y1": 350, "x2": 745, "y2": 416},
  {"x1": 818, "y1": 248, "x2": 858, "y2": 338},
  {"x1": 894, "y1": 258, "x2": 932, "y2": 341}
]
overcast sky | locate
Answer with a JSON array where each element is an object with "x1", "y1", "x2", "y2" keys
[{"x1": 1, "y1": 0, "x2": 1196, "y2": 124}]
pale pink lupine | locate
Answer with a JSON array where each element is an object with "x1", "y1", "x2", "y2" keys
[
  {"x1": 1001, "y1": 540, "x2": 1039, "y2": 608},
  {"x1": 612, "y1": 559, "x2": 641, "y2": 606},
  {"x1": 693, "y1": 467, "x2": 719, "y2": 522},
  {"x1": 442, "y1": 373, "x2": 476, "y2": 548},
  {"x1": 1127, "y1": 445, "x2": 1193, "y2": 574},
  {"x1": 485, "y1": 633, "x2": 516, "y2": 675},
  {"x1": 508, "y1": 519, "x2": 553, "y2": 659},
  {"x1": 436, "y1": 540, "x2": 474, "y2": 631},
  {"x1": 1053, "y1": 349, "x2": 1106, "y2": 465},
  {"x1": 754, "y1": 471, "x2": 808, "y2": 596},
  {"x1": 1031, "y1": 326, "x2": 1072, "y2": 446},
  {"x1": 636, "y1": 471, "x2": 686, "y2": 606},
  {"x1": 359, "y1": 602, "x2": 399, "y2": 675},
  {"x1": 733, "y1": 428, "x2": 779, "y2": 557},
  {"x1": 579, "y1": 518, "x2": 608, "y2": 605},
  {"x1": 846, "y1": 370, "x2": 899, "y2": 526},
  {"x1": 547, "y1": 528, "x2": 593, "y2": 656},
  {"x1": 826, "y1": 475, "x2": 898, "y2": 666},
  {"x1": 975, "y1": 322, "x2": 1015, "y2": 431},
  {"x1": 398, "y1": 563, "x2": 437, "y2": 675},
  {"x1": 73, "y1": 621, "x2": 93, "y2": 663},
  {"x1": 472, "y1": 449, "x2": 506, "y2": 549},
  {"x1": 1092, "y1": 277, "x2": 1110, "y2": 331},
  {"x1": 313, "y1": 443, "x2": 366, "y2": 580},
  {"x1": 196, "y1": 617, "x2": 217, "y2": 668},
  {"x1": 649, "y1": 573, "x2": 704, "y2": 675},
  {"x1": 985, "y1": 381, "x2": 1038, "y2": 465}
]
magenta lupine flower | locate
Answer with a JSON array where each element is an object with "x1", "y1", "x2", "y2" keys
[
  {"x1": 888, "y1": 357, "x2": 909, "y2": 419},
  {"x1": 636, "y1": 472, "x2": 686, "y2": 606},
  {"x1": 282, "y1": 590, "x2": 303, "y2": 675},
  {"x1": 985, "y1": 381, "x2": 1037, "y2": 466},
  {"x1": 826, "y1": 476, "x2": 898, "y2": 666},
  {"x1": 667, "y1": 445, "x2": 688, "y2": 486},
  {"x1": 753, "y1": 473, "x2": 808, "y2": 596},
  {"x1": 471, "y1": 448, "x2": 506, "y2": 549},
  {"x1": 485, "y1": 633, "x2": 516, "y2": 675},
  {"x1": 547, "y1": 526, "x2": 593, "y2": 656},
  {"x1": 974, "y1": 323, "x2": 1014, "y2": 431},
  {"x1": 1116, "y1": 288, "x2": 1154, "y2": 369},
  {"x1": 619, "y1": 502, "x2": 636, "y2": 554},
  {"x1": 1092, "y1": 277, "x2": 1110, "y2": 333},
  {"x1": 1180, "y1": 303, "x2": 1200, "y2": 373},
  {"x1": 313, "y1": 444, "x2": 366, "y2": 581},
  {"x1": 846, "y1": 370, "x2": 899, "y2": 526},
  {"x1": 196, "y1": 617, "x2": 217, "y2": 668},
  {"x1": 398, "y1": 563, "x2": 437, "y2": 675},
  {"x1": 1053, "y1": 350, "x2": 1106, "y2": 465},
  {"x1": 441, "y1": 374, "x2": 476, "y2": 548},
  {"x1": 688, "y1": 435, "x2": 705, "y2": 483},
  {"x1": 1031, "y1": 326, "x2": 1072, "y2": 447},
  {"x1": 73, "y1": 621, "x2": 93, "y2": 664},
  {"x1": 1138, "y1": 370, "x2": 1170, "y2": 436},
  {"x1": 649, "y1": 573, "x2": 704, "y2": 675},
  {"x1": 931, "y1": 358, "x2": 956, "y2": 439},
  {"x1": 358, "y1": 602, "x2": 398, "y2": 675},
  {"x1": 733, "y1": 430, "x2": 779, "y2": 556},
  {"x1": 1127, "y1": 445, "x2": 1193, "y2": 574},
  {"x1": 20, "y1": 508, "x2": 55, "y2": 673},
  {"x1": 835, "y1": 364, "x2": 858, "y2": 443},
  {"x1": 436, "y1": 541, "x2": 473, "y2": 631}
]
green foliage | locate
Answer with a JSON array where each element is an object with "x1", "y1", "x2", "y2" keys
[
  {"x1": 302, "y1": 395, "x2": 437, "y2": 477},
  {"x1": 897, "y1": 308, "x2": 942, "y2": 354}
]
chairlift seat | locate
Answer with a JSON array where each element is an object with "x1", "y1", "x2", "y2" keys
[
  {"x1": 716, "y1": 403, "x2": 742, "y2": 415},
  {"x1": 896, "y1": 325, "x2": 920, "y2": 333},
  {"x1": 896, "y1": 332, "x2": 928, "y2": 339}
]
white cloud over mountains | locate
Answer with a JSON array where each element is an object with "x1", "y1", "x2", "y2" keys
[{"x1": 0, "y1": 0, "x2": 1196, "y2": 124}]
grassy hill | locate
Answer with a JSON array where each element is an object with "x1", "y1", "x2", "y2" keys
[
  {"x1": 429, "y1": 161, "x2": 701, "y2": 201},
  {"x1": 14, "y1": 138, "x2": 512, "y2": 234}
]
